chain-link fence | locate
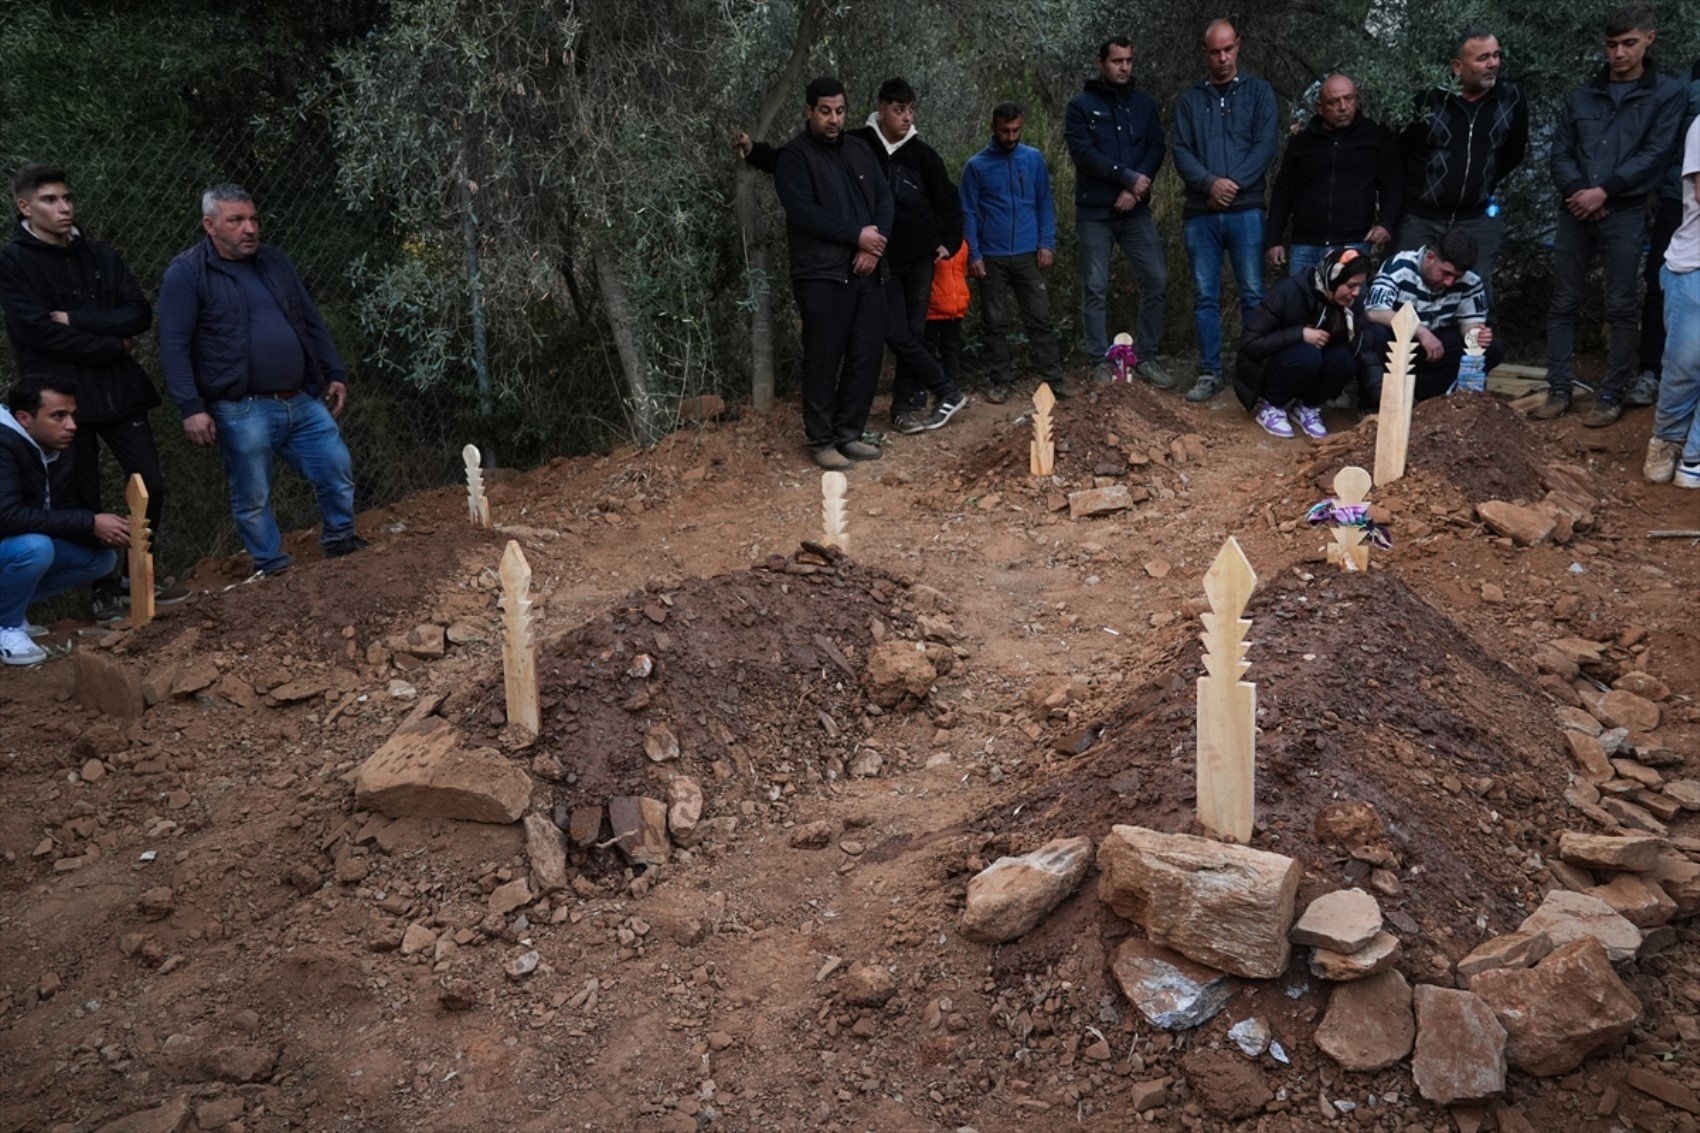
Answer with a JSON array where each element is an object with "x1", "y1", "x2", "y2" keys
[{"x1": 1, "y1": 118, "x2": 469, "y2": 580}]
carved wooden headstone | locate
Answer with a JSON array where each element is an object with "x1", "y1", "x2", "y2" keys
[
  {"x1": 1374, "y1": 302, "x2": 1420, "y2": 486},
  {"x1": 125, "y1": 474, "x2": 154, "y2": 626},
  {"x1": 499, "y1": 540, "x2": 539, "y2": 736},
  {"x1": 1326, "y1": 466, "x2": 1374, "y2": 573},
  {"x1": 821, "y1": 471, "x2": 849, "y2": 554},
  {"x1": 463, "y1": 444, "x2": 491, "y2": 528},
  {"x1": 1197, "y1": 536, "x2": 1258, "y2": 842},
  {"x1": 1029, "y1": 382, "x2": 1056, "y2": 476}
]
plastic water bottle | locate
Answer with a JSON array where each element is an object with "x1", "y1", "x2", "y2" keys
[{"x1": 1452, "y1": 351, "x2": 1487, "y2": 394}]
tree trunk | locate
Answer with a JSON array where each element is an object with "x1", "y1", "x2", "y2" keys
[
  {"x1": 737, "y1": 0, "x2": 823, "y2": 415},
  {"x1": 592, "y1": 246, "x2": 664, "y2": 446}
]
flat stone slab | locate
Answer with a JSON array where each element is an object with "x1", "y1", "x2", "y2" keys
[
  {"x1": 1109, "y1": 937, "x2": 1236, "y2": 1031},
  {"x1": 355, "y1": 715, "x2": 530, "y2": 824},
  {"x1": 1290, "y1": 888, "x2": 1382, "y2": 953},
  {"x1": 962, "y1": 836, "x2": 1092, "y2": 944}
]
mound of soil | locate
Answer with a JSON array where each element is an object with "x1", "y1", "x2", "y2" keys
[
  {"x1": 1304, "y1": 392, "x2": 1552, "y2": 503},
  {"x1": 986, "y1": 568, "x2": 1571, "y2": 950},
  {"x1": 960, "y1": 380, "x2": 1191, "y2": 486},
  {"x1": 459, "y1": 550, "x2": 920, "y2": 801}
]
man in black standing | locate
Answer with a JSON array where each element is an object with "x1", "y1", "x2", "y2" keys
[
  {"x1": 771, "y1": 77, "x2": 893, "y2": 470},
  {"x1": 0, "y1": 164, "x2": 184, "y2": 617},
  {"x1": 1397, "y1": 30, "x2": 1528, "y2": 311}
]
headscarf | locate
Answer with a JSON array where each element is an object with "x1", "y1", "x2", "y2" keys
[{"x1": 1310, "y1": 246, "x2": 1371, "y2": 341}]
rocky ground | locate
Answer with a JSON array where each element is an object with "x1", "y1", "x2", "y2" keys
[{"x1": 1, "y1": 373, "x2": 1697, "y2": 1133}]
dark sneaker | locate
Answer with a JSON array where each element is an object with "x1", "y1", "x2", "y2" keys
[
  {"x1": 1044, "y1": 379, "x2": 1071, "y2": 401},
  {"x1": 1625, "y1": 370, "x2": 1660, "y2": 407},
  {"x1": 983, "y1": 384, "x2": 1010, "y2": 405},
  {"x1": 153, "y1": 577, "x2": 191, "y2": 606},
  {"x1": 892, "y1": 410, "x2": 927, "y2": 435},
  {"x1": 324, "y1": 535, "x2": 370, "y2": 558},
  {"x1": 924, "y1": 394, "x2": 968, "y2": 430},
  {"x1": 837, "y1": 440, "x2": 883, "y2": 462},
  {"x1": 811, "y1": 446, "x2": 853, "y2": 470},
  {"x1": 1581, "y1": 398, "x2": 1623, "y2": 428},
  {"x1": 1185, "y1": 373, "x2": 1226, "y2": 403},
  {"x1": 1137, "y1": 359, "x2": 1179, "y2": 390},
  {"x1": 1530, "y1": 388, "x2": 1570, "y2": 420},
  {"x1": 1092, "y1": 362, "x2": 1116, "y2": 384},
  {"x1": 92, "y1": 591, "x2": 128, "y2": 623}
]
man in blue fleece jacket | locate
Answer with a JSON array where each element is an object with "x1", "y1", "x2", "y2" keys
[
  {"x1": 960, "y1": 102, "x2": 1065, "y2": 403},
  {"x1": 1172, "y1": 19, "x2": 1279, "y2": 403}
]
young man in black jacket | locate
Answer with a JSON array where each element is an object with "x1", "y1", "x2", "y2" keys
[
  {"x1": 1266, "y1": 75, "x2": 1402, "y2": 279},
  {"x1": 1065, "y1": 36, "x2": 1175, "y2": 389},
  {"x1": 768, "y1": 77, "x2": 894, "y2": 470},
  {"x1": 0, "y1": 164, "x2": 182, "y2": 616},
  {"x1": 738, "y1": 78, "x2": 966, "y2": 435},
  {"x1": 1, "y1": 375, "x2": 128, "y2": 665},
  {"x1": 1396, "y1": 30, "x2": 1527, "y2": 311},
  {"x1": 1536, "y1": 2, "x2": 1686, "y2": 425}
]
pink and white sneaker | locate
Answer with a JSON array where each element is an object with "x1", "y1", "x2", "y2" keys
[
  {"x1": 1291, "y1": 405, "x2": 1328, "y2": 438},
  {"x1": 1254, "y1": 401, "x2": 1295, "y2": 438}
]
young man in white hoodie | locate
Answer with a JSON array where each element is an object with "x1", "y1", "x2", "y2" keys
[{"x1": 0, "y1": 375, "x2": 127, "y2": 664}]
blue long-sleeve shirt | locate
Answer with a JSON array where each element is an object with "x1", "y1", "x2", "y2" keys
[
  {"x1": 960, "y1": 141, "x2": 1056, "y2": 260},
  {"x1": 1172, "y1": 73, "x2": 1279, "y2": 219}
]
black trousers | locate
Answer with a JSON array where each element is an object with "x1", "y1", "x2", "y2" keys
[
  {"x1": 793, "y1": 275, "x2": 885, "y2": 449},
  {"x1": 887, "y1": 259, "x2": 956, "y2": 413},
  {"x1": 926, "y1": 319, "x2": 963, "y2": 390},
  {"x1": 1257, "y1": 341, "x2": 1357, "y2": 408},
  {"x1": 1640, "y1": 197, "x2": 1684, "y2": 378},
  {"x1": 72, "y1": 414, "x2": 166, "y2": 580},
  {"x1": 1360, "y1": 323, "x2": 1505, "y2": 407}
]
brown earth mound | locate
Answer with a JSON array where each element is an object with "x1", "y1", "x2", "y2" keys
[
  {"x1": 984, "y1": 568, "x2": 1570, "y2": 953},
  {"x1": 1303, "y1": 392, "x2": 1552, "y2": 503},
  {"x1": 960, "y1": 379, "x2": 1191, "y2": 486},
  {"x1": 456, "y1": 549, "x2": 922, "y2": 802}
]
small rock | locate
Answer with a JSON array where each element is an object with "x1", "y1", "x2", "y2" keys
[
  {"x1": 961, "y1": 836, "x2": 1092, "y2": 944},
  {"x1": 1558, "y1": 831, "x2": 1661, "y2": 872},
  {"x1": 136, "y1": 887, "x2": 175, "y2": 921},
  {"x1": 81, "y1": 758, "x2": 106, "y2": 784},
  {"x1": 1228, "y1": 1017, "x2": 1270, "y2": 1057},
  {"x1": 1594, "y1": 689, "x2": 1660, "y2": 733},
  {"x1": 644, "y1": 723, "x2": 681, "y2": 763},
  {"x1": 862, "y1": 642, "x2": 936, "y2": 709},
  {"x1": 195, "y1": 1095, "x2": 245, "y2": 1128},
  {"x1": 1476, "y1": 500, "x2": 1555, "y2": 546},
  {"x1": 1586, "y1": 873, "x2": 1675, "y2": 928},
  {"x1": 1315, "y1": 969, "x2": 1415, "y2": 1071},
  {"x1": 400, "y1": 923, "x2": 438, "y2": 956},
  {"x1": 1310, "y1": 931, "x2": 1400, "y2": 981},
  {"x1": 1457, "y1": 930, "x2": 1552, "y2": 984},
  {"x1": 1663, "y1": 780, "x2": 1700, "y2": 811},
  {"x1": 568, "y1": 805, "x2": 603, "y2": 848},
  {"x1": 1068, "y1": 485, "x2": 1135, "y2": 519},
  {"x1": 608, "y1": 796, "x2": 670, "y2": 866},
  {"x1": 1313, "y1": 800, "x2": 1383, "y2": 846},
  {"x1": 666, "y1": 776, "x2": 704, "y2": 845},
  {"x1": 1411, "y1": 986, "x2": 1507, "y2": 1104},
  {"x1": 1517, "y1": 890, "x2": 1642, "y2": 964},
  {"x1": 1623, "y1": 1068, "x2": 1700, "y2": 1115},
  {"x1": 355, "y1": 716, "x2": 530, "y2": 824},
  {"x1": 789, "y1": 820, "x2": 833, "y2": 849},
  {"x1": 505, "y1": 950, "x2": 539, "y2": 979},
  {"x1": 842, "y1": 961, "x2": 896, "y2": 1007},
  {"x1": 1129, "y1": 1079, "x2": 1170, "y2": 1112},
  {"x1": 525, "y1": 813, "x2": 571, "y2": 894},
  {"x1": 93, "y1": 1095, "x2": 191, "y2": 1133},
  {"x1": 1109, "y1": 937, "x2": 1236, "y2": 1030},
  {"x1": 1612, "y1": 672, "x2": 1670, "y2": 701},
  {"x1": 1289, "y1": 888, "x2": 1382, "y2": 953},
  {"x1": 489, "y1": 877, "x2": 534, "y2": 916}
]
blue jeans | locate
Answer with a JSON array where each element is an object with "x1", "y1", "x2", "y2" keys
[
  {"x1": 1657, "y1": 265, "x2": 1700, "y2": 463},
  {"x1": 211, "y1": 395, "x2": 356, "y2": 574},
  {"x1": 0, "y1": 534, "x2": 116, "y2": 627},
  {"x1": 1184, "y1": 210, "x2": 1266, "y2": 376},
  {"x1": 1078, "y1": 214, "x2": 1168, "y2": 361},
  {"x1": 1288, "y1": 243, "x2": 1371, "y2": 280}
]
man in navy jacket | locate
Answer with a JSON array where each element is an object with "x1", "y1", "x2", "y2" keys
[
  {"x1": 1172, "y1": 19, "x2": 1279, "y2": 403},
  {"x1": 960, "y1": 102, "x2": 1065, "y2": 403},
  {"x1": 159, "y1": 184, "x2": 364, "y2": 576},
  {"x1": 1065, "y1": 37, "x2": 1175, "y2": 389}
]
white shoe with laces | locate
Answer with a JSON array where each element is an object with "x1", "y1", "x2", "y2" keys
[
  {"x1": 1, "y1": 626, "x2": 48, "y2": 666},
  {"x1": 1254, "y1": 401, "x2": 1295, "y2": 438},
  {"x1": 1291, "y1": 405, "x2": 1329, "y2": 438}
]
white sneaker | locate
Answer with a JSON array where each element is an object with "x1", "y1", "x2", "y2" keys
[
  {"x1": 24, "y1": 623, "x2": 48, "y2": 639},
  {"x1": 1645, "y1": 437, "x2": 1680, "y2": 484},
  {"x1": 1676, "y1": 461, "x2": 1700, "y2": 490},
  {"x1": 1254, "y1": 401, "x2": 1295, "y2": 438},
  {"x1": 1, "y1": 627, "x2": 48, "y2": 666}
]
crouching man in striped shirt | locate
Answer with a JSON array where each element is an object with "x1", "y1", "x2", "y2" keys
[{"x1": 1359, "y1": 228, "x2": 1503, "y2": 409}]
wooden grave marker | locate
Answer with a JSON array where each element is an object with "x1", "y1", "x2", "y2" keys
[
  {"x1": 463, "y1": 444, "x2": 491, "y2": 528},
  {"x1": 1374, "y1": 302, "x2": 1420, "y2": 486},
  {"x1": 1029, "y1": 382, "x2": 1056, "y2": 476},
  {"x1": 499, "y1": 540, "x2": 540, "y2": 736},
  {"x1": 821, "y1": 471, "x2": 849, "y2": 554},
  {"x1": 1326, "y1": 466, "x2": 1374, "y2": 573},
  {"x1": 125, "y1": 474, "x2": 155, "y2": 626},
  {"x1": 1197, "y1": 536, "x2": 1258, "y2": 842}
]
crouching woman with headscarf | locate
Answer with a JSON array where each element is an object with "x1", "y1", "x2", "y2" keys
[{"x1": 1232, "y1": 247, "x2": 1372, "y2": 439}]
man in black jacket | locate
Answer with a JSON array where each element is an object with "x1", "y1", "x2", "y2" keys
[
  {"x1": 737, "y1": 78, "x2": 965, "y2": 436},
  {"x1": 1, "y1": 375, "x2": 127, "y2": 665},
  {"x1": 0, "y1": 164, "x2": 180, "y2": 617},
  {"x1": 1065, "y1": 36, "x2": 1174, "y2": 389},
  {"x1": 1396, "y1": 30, "x2": 1528, "y2": 310},
  {"x1": 769, "y1": 77, "x2": 894, "y2": 470},
  {"x1": 1536, "y1": 2, "x2": 1686, "y2": 425},
  {"x1": 1266, "y1": 75, "x2": 1401, "y2": 279}
]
